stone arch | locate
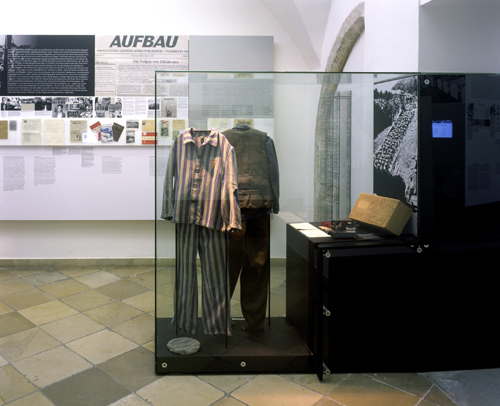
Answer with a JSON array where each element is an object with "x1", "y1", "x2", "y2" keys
[{"x1": 314, "y1": 2, "x2": 365, "y2": 220}]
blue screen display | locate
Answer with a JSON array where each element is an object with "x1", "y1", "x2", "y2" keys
[{"x1": 432, "y1": 120, "x2": 453, "y2": 138}]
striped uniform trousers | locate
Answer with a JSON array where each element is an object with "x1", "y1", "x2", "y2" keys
[
  {"x1": 163, "y1": 129, "x2": 241, "y2": 336},
  {"x1": 175, "y1": 223, "x2": 232, "y2": 336}
]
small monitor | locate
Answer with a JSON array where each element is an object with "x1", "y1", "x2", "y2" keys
[{"x1": 432, "y1": 120, "x2": 453, "y2": 138}]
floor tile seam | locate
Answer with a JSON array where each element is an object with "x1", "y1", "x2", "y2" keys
[
  {"x1": 0, "y1": 316, "x2": 148, "y2": 367},
  {"x1": 1, "y1": 388, "x2": 55, "y2": 406},
  {"x1": 8, "y1": 352, "x2": 96, "y2": 392},
  {"x1": 358, "y1": 373, "x2": 432, "y2": 403},
  {"x1": 8, "y1": 340, "x2": 87, "y2": 369},
  {"x1": 313, "y1": 396, "x2": 346, "y2": 406},
  {"x1": 5, "y1": 312, "x2": 124, "y2": 364},
  {"x1": 91, "y1": 362, "x2": 145, "y2": 398},
  {"x1": 209, "y1": 394, "x2": 252, "y2": 406},
  {"x1": 413, "y1": 384, "x2": 440, "y2": 406},
  {"x1": 108, "y1": 312, "x2": 155, "y2": 335},
  {"x1": 110, "y1": 285, "x2": 157, "y2": 303},
  {"x1": 0, "y1": 297, "x2": 15, "y2": 313},
  {"x1": 37, "y1": 365, "x2": 134, "y2": 402},
  {"x1": 1, "y1": 282, "x2": 79, "y2": 310},
  {"x1": 197, "y1": 373, "x2": 260, "y2": 397},
  {"x1": 38, "y1": 312, "x2": 110, "y2": 343},
  {"x1": 423, "y1": 383, "x2": 461, "y2": 406},
  {"x1": 184, "y1": 375, "x2": 252, "y2": 405}
]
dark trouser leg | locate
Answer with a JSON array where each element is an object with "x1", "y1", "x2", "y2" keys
[{"x1": 229, "y1": 214, "x2": 270, "y2": 331}]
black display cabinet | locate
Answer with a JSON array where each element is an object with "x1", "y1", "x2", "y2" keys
[{"x1": 287, "y1": 222, "x2": 500, "y2": 376}]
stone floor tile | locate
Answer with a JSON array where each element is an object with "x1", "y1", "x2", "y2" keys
[
  {"x1": 4, "y1": 391, "x2": 56, "y2": 406},
  {"x1": 282, "y1": 373, "x2": 349, "y2": 395},
  {"x1": 0, "y1": 278, "x2": 33, "y2": 297},
  {"x1": 143, "y1": 340, "x2": 155, "y2": 352},
  {"x1": 66, "y1": 330, "x2": 138, "y2": 364},
  {"x1": 1, "y1": 288, "x2": 54, "y2": 310},
  {"x1": 365, "y1": 372, "x2": 434, "y2": 398},
  {"x1": 41, "y1": 367, "x2": 130, "y2": 406},
  {"x1": 20, "y1": 270, "x2": 68, "y2": 287},
  {"x1": 0, "y1": 268, "x2": 16, "y2": 282},
  {"x1": 311, "y1": 397, "x2": 341, "y2": 406},
  {"x1": 104, "y1": 267, "x2": 153, "y2": 278},
  {"x1": 0, "y1": 354, "x2": 7, "y2": 367},
  {"x1": 325, "y1": 374, "x2": 421, "y2": 406},
  {"x1": 0, "y1": 312, "x2": 36, "y2": 338},
  {"x1": 155, "y1": 267, "x2": 175, "y2": 287},
  {"x1": 127, "y1": 271, "x2": 155, "y2": 290},
  {"x1": 98, "y1": 347, "x2": 160, "y2": 392},
  {"x1": 6, "y1": 268, "x2": 44, "y2": 278},
  {"x1": 74, "y1": 270, "x2": 122, "y2": 288},
  {"x1": 111, "y1": 314, "x2": 154, "y2": 345},
  {"x1": 156, "y1": 282, "x2": 174, "y2": 298},
  {"x1": 18, "y1": 300, "x2": 78, "y2": 325},
  {"x1": 40, "y1": 313, "x2": 105, "y2": 343},
  {"x1": 0, "y1": 364, "x2": 37, "y2": 404},
  {"x1": 0, "y1": 300, "x2": 12, "y2": 315},
  {"x1": 424, "y1": 386, "x2": 460, "y2": 406},
  {"x1": 137, "y1": 375, "x2": 225, "y2": 406},
  {"x1": 199, "y1": 374, "x2": 256, "y2": 394},
  {"x1": 56, "y1": 267, "x2": 100, "y2": 278},
  {"x1": 211, "y1": 397, "x2": 248, "y2": 406},
  {"x1": 0, "y1": 327, "x2": 61, "y2": 363},
  {"x1": 232, "y1": 375, "x2": 323, "y2": 406},
  {"x1": 61, "y1": 289, "x2": 115, "y2": 311},
  {"x1": 13, "y1": 346, "x2": 92, "y2": 388},
  {"x1": 122, "y1": 291, "x2": 156, "y2": 313},
  {"x1": 39, "y1": 279, "x2": 90, "y2": 298},
  {"x1": 425, "y1": 369, "x2": 500, "y2": 406},
  {"x1": 96, "y1": 279, "x2": 148, "y2": 300},
  {"x1": 108, "y1": 394, "x2": 153, "y2": 406},
  {"x1": 83, "y1": 301, "x2": 143, "y2": 327}
]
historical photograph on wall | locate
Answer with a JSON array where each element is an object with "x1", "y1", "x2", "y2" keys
[{"x1": 373, "y1": 74, "x2": 418, "y2": 208}]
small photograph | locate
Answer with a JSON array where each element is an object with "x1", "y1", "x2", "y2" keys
[
  {"x1": 52, "y1": 103, "x2": 66, "y2": 118},
  {"x1": 161, "y1": 97, "x2": 177, "y2": 118},
  {"x1": 95, "y1": 97, "x2": 112, "y2": 118},
  {"x1": 66, "y1": 97, "x2": 93, "y2": 118},
  {"x1": 126, "y1": 130, "x2": 136, "y2": 143},
  {"x1": 126, "y1": 120, "x2": 139, "y2": 129}
]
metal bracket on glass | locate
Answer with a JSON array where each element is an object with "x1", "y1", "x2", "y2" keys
[
  {"x1": 411, "y1": 244, "x2": 430, "y2": 253},
  {"x1": 323, "y1": 305, "x2": 331, "y2": 317}
]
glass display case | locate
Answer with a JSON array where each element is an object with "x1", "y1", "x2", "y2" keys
[
  {"x1": 154, "y1": 71, "x2": 420, "y2": 375},
  {"x1": 154, "y1": 71, "x2": 500, "y2": 376}
]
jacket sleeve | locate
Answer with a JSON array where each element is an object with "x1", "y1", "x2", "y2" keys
[
  {"x1": 221, "y1": 147, "x2": 242, "y2": 231},
  {"x1": 265, "y1": 137, "x2": 280, "y2": 214},
  {"x1": 161, "y1": 143, "x2": 176, "y2": 220}
]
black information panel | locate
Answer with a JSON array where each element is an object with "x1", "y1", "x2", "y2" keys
[{"x1": 1, "y1": 35, "x2": 95, "y2": 96}]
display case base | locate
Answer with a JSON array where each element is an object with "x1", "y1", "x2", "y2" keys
[{"x1": 155, "y1": 317, "x2": 314, "y2": 375}]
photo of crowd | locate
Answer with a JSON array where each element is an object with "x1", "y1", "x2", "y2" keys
[{"x1": 373, "y1": 76, "x2": 418, "y2": 207}]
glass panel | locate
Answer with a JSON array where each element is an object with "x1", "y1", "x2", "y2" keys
[{"x1": 154, "y1": 71, "x2": 418, "y2": 375}]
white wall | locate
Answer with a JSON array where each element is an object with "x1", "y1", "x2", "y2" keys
[
  {"x1": 4, "y1": 0, "x2": 499, "y2": 261},
  {"x1": 363, "y1": 0, "x2": 420, "y2": 72},
  {"x1": 419, "y1": 2, "x2": 500, "y2": 72},
  {"x1": 0, "y1": 0, "x2": 313, "y2": 261}
]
